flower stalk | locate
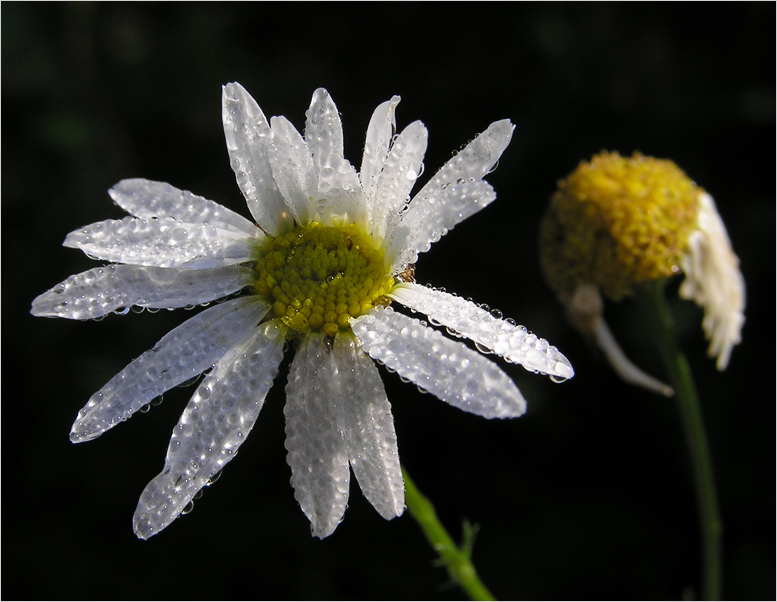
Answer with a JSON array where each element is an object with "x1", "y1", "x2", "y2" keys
[
  {"x1": 634, "y1": 279, "x2": 723, "y2": 601},
  {"x1": 402, "y1": 466, "x2": 495, "y2": 601}
]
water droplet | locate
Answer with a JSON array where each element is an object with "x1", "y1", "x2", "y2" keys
[
  {"x1": 193, "y1": 489, "x2": 204, "y2": 500},
  {"x1": 475, "y1": 342, "x2": 493, "y2": 354},
  {"x1": 182, "y1": 501, "x2": 194, "y2": 515},
  {"x1": 490, "y1": 308, "x2": 503, "y2": 320},
  {"x1": 177, "y1": 375, "x2": 201, "y2": 388},
  {"x1": 406, "y1": 169, "x2": 418, "y2": 181},
  {"x1": 207, "y1": 470, "x2": 223, "y2": 486},
  {"x1": 139, "y1": 404, "x2": 151, "y2": 414},
  {"x1": 550, "y1": 374, "x2": 570, "y2": 384}
]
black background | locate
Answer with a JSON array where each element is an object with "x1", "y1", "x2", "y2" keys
[{"x1": 3, "y1": 3, "x2": 774, "y2": 600}]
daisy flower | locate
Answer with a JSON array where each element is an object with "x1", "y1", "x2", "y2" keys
[
  {"x1": 32, "y1": 83, "x2": 574, "y2": 540},
  {"x1": 540, "y1": 151, "x2": 745, "y2": 394}
]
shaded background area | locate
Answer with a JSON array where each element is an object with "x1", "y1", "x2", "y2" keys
[{"x1": 3, "y1": 3, "x2": 774, "y2": 600}]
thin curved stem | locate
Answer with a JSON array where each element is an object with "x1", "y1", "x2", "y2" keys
[
  {"x1": 402, "y1": 465, "x2": 496, "y2": 601},
  {"x1": 635, "y1": 280, "x2": 723, "y2": 601}
]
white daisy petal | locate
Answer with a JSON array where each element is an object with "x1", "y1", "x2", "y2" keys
[
  {"x1": 109, "y1": 178, "x2": 258, "y2": 237},
  {"x1": 372, "y1": 121, "x2": 428, "y2": 246},
  {"x1": 133, "y1": 319, "x2": 287, "y2": 540},
  {"x1": 389, "y1": 283, "x2": 574, "y2": 380},
  {"x1": 334, "y1": 332, "x2": 404, "y2": 520},
  {"x1": 679, "y1": 192, "x2": 746, "y2": 370},
  {"x1": 384, "y1": 179, "x2": 496, "y2": 272},
  {"x1": 351, "y1": 307, "x2": 527, "y2": 419},
  {"x1": 63, "y1": 216, "x2": 256, "y2": 269},
  {"x1": 284, "y1": 332, "x2": 350, "y2": 538},
  {"x1": 70, "y1": 296, "x2": 270, "y2": 443},
  {"x1": 31, "y1": 264, "x2": 254, "y2": 320},
  {"x1": 381, "y1": 119, "x2": 513, "y2": 270},
  {"x1": 360, "y1": 96, "x2": 401, "y2": 221},
  {"x1": 268, "y1": 116, "x2": 317, "y2": 226},
  {"x1": 416, "y1": 119, "x2": 515, "y2": 193},
  {"x1": 305, "y1": 88, "x2": 366, "y2": 228},
  {"x1": 222, "y1": 83, "x2": 294, "y2": 236}
]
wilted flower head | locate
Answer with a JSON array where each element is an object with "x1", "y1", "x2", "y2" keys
[
  {"x1": 540, "y1": 151, "x2": 745, "y2": 393},
  {"x1": 32, "y1": 84, "x2": 573, "y2": 539}
]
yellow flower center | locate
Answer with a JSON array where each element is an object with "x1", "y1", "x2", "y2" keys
[
  {"x1": 253, "y1": 222, "x2": 394, "y2": 337},
  {"x1": 540, "y1": 152, "x2": 701, "y2": 300}
]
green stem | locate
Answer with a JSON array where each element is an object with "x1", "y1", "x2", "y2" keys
[
  {"x1": 402, "y1": 465, "x2": 496, "y2": 601},
  {"x1": 635, "y1": 280, "x2": 723, "y2": 601}
]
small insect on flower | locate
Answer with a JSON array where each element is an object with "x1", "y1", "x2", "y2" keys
[{"x1": 32, "y1": 84, "x2": 573, "y2": 539}]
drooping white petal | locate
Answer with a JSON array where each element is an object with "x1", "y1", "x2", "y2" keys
[
  {"x1": 679, "y1": 192, "x2": 746, "y2": 370},
  {"x1": 109, "y1": 178, "x2": 258, "y2": 237},
  {"x1": 371, "y1": 121, "x2": 428, "y2": 246},
  {"x1": 351, "y1": 307, "x2": 527, "y2": 419},
  {"x1": 565, "y1": 284, "x2": 670, "y2": 395},
  {"x1": 31, "y1": 264, "x2": 254, "y2": 320},
  {"x1": 284, "y1": 332, "x2": 350, "y2": 538},
  {"x1": 63, "y1": 216, "x2": 256, "y2": 269},
  {"x1": 268, "y1": 116, "x2": 317, "y2": 226},
  {"x1": 133, "y1": 319, "x2": 287, "y2": 540},
  {"x1": 222, "y1": 83, "x2": 294, "y2": 236},
  {"x1": 384, "y1": 179, "x2": 496, "y2": 272},
  {"x1": 333, "y1": 332, "x2": 404, "y2": 520},
  {"x1": 360, "y1": 96, "x2": 401, "y2": 224},
  {"x1": 593, "y1": 314, "x2": 673, "y2": 396},
  {"x1": 390, "y1": 283, "x2": 574, "y2": 381},
  {"x1": 70, "y1": 296, "x2": 270, "y2": 443},
  {"x1": 304, "y1": 88, "x2": 366, "y2": 228}
]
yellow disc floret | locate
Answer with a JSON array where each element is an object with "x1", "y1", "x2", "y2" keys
[
  {"x1": 253, "y1": 222, "x2": 394, "y2": 337},
  {"x1": 540, "y1": 152, "x2": 701, "y2": 301}
]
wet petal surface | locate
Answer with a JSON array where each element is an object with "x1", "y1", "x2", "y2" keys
[
  {"x1": 284, "y1": 332, "x2": 350, "y2": 538},
  {"x1": 133, "y1": 320, "x2": 287, "y2": 539},
  {"x1": 390, "y1": 283, "x2": 574, "y2": 380},
  {"x1": 64, "y1": 216, "x2": 256, "y2": 269},
  {"x1": 334, "y1": 332, "x2": 404, "y2": 520},
  {"x1": 71, "y1": 297, "x2": 269, "y2": 442},
  {"x1": 352, "y1": 307, "x2": 527, "y2": 419},
  {"x1": 31, "y1": 264, "x2": 253, "y2": 320}
]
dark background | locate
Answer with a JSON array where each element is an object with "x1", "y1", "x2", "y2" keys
[{"x1": 3, "y1": 3, "x2": 774, "y2": 600}]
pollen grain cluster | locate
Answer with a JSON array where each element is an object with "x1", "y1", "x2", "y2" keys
[
  {"x1": 540, "y1": 152, "x2": 701, "y2": 300},
  {"x1": 253, "y1": 223, "x2": 394, "y2": 337}
]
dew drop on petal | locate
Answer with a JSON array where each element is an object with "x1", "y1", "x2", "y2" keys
[
  {"x1": 207, "y1": 469, "x2": 223, "y2": 486},
  {"x1": 475, "y1": 341, "x2": 493, "y2": 354}
]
